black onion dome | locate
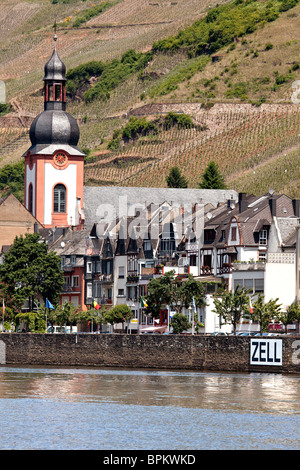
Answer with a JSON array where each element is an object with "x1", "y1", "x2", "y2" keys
[
  {"x1": 44, "y1": 47, "x2": 66, "y2": 82},
  {"x1": 29, "y1": 110, "x2": 80, "y2": 146}
]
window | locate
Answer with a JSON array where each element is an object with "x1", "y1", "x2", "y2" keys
[
  {"x1": 118, "y1": 289, "x2": 125, "y2": 296},
  {"x1": 234, "y1": 279, "x2": 243, "y2": 290},
  {"x1": 53, "y1": 184, "x2": 66, "y2": 213},
  {"x1": 244, "y1": 278, "x2": 253, "y2": 293},
  {"x1": 95, "y1": 282, "x2": 101, "y2": 298},
  {"x1": 231, "y1": 227, "x2": 237, "y2": 241},
  {"x1": 254, "y1": 278, "x2": 264, "y2": 293},
  {"x1": 106, "y1": 261, "x2": 111, "y2": 275},
  {"x1": 28, "y1": 183, "x2": 33, "y2": 214},
  {"x1": 139, "y1": 285, "x2": 146, "y2": 297},
  {"x1": 118, "y1": 266, "x2": 125, "y2": 279},
  {"x1": 55, "y1": 84, "x2": 62, "y2": 102},
  {"x1": 72, "y1": 276, "x2": 79, "y2": 288},
  {"x1": 86, "y1": 282, "x2": 92, "y2": 298},
  {"x1": 86, "y1": 262, "x2": 93, "y2": 273},
  {"x1": 259, "y1": 252, "x2": 266, "y2": 262},
  {"x1": 144, "y1": 240, "x2": 152, "y2": 251},
  {"x1": 71, "y1": 255, "x2": 76, "y2": 265},
  {"x1": 259, "y1": 230, "x2": 268, "y2": 245}
]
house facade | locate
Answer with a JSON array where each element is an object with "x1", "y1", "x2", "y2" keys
[{"x1": 12, "y1": 33, "x2": 300, "y2": 333}]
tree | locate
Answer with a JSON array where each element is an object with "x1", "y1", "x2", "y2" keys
[
  {"x1": 170, "y1": 313, "x2": 191, "y2": 334},
  {"x1": 198, "y1": 161, "x2": 226, "y2": 189},
  {"x1": 15, "y1": 311, "x2": 46, "y2": 333},
  {"x1": 76, "y1": 307, "x2": 106, "y2": 333},
  {"x1": 104, "y1": 304, "x2": 133, "y2": 332},
  {"x1": 55, "y1": 302, "x2": 79, "y2": 332},
  {"x1": 146, "y1": 272, "x2": 206, "y2": 321},
  {"x1": 247, "y1": 294, "x2": 281, "y2": 334},
  {"x1": 278, "y1": 301, "x2": 300, "y2": 333},
  {"x1": 146, "y1": 271, "x2": 174, "y2": 318},
  {"x1": 213, "y1": 285, "x2": 250, "y2": 334},
  {"x1": 166, "y1": 166, "x2": 188, "y2": 188},
  {"x1": 0, "y1": 233, "x2": 64, "y2": 311}
]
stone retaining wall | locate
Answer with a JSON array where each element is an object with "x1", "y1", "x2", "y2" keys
[{"x1": 0, "y1": 334, "x2": 300, "y2": 374}]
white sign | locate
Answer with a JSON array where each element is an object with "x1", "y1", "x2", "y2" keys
[{"x1": 250, "y1": 339, "x2": 282, "y2": 366}]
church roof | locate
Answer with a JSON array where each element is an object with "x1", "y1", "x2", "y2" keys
[
  {"x1": 28, "y1": 110, "x2": 80, "y2": 149},
  {"x1": 43, "y1": 35, "x2": 66, "y2": 82}
]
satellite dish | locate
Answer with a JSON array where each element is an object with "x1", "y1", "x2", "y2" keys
[
  {"x1": 207, "y1": 212, "x2": 212, "y2": 219},
  {"x1": 269, "y1": 188, "x2": 274, "y2": 195},
  {"x1": 61, "y1": 242, "x2": 65, "y2": 247}
]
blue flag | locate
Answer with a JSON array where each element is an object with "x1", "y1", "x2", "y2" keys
[{"x1": 46, "y1": 298, "x2": 55, "y2": 310}]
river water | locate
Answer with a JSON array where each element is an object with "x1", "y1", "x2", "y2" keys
[{"x1": 0, "y1": 366, "x2": 299, "y2": 451}]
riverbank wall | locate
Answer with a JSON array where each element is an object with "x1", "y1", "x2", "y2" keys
[{"x1": 1, "y1": 333, "x2": 300, "y2": 374}]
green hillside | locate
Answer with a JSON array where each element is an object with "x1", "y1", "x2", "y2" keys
[{"x1": 1, "y1": 0, "x2": 300, "y2": 198}]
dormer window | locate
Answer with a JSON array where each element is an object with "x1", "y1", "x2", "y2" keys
[{"x1": 259, "y1": 229, "x2": 268, "y2": 245}]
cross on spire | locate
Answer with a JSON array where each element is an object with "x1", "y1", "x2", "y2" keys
[{"x1": 53, "y1": 17, "x2": 57, "y2": 47}]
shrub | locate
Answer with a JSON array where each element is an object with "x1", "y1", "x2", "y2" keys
[{"x1": 164, "y1": 112, "x2": 194, "y2": 129}]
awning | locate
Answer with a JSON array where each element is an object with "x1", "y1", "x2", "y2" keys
[{"x1": 139, "y1": 325, "x2": 168, "y2": 334}]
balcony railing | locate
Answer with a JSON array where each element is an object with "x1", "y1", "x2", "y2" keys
[
  {"x1": 218, "y1": 263, "x2": 232, "y2": 275},
  {"x1": 96, "y1": 273, "x2": 113, "y2": 282},
  {"x1": 62, "y1": 285, "x2": 80, "y2": 292},
  {"x1": 99, "y1": 298, "x2": 112, "y2": 305},
  {"x1": 232, "y1": 261, "x2": 265, "y2": 271},
  {"x1": 126, "y1": 275, "x2": 139, "y2": 284}
]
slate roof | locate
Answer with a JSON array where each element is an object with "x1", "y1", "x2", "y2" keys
[{"x1": 82, "y1": 186, "x2": 238, "y2": 231}]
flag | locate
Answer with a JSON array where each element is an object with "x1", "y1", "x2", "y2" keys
[
  {"x1": 249, "y1": 297, "x2": 253, "y2": 314},
  {"x1": 140, "y1": 296, "x2": 148, "y2": 309},
  {"x1": 46, "y1": 298, "x2": 55, "y2": 310},
  {"x1": 93, "y1": 300, "x2": 100, "y2": 310}
]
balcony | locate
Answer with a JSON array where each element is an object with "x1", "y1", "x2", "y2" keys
[
  {"x1": 232, "y1": 261, "x2": 265, "y2": 272},
  {"x1": 200, "y1": 265, "x2": 213, "y2": 276},
  {"x1": 62, "y1": 285, "x2": 80, "y2": 293},
  {"x1": 218, "y1": 263, "x2": 232, "y2": 275},
  {"x1": 99, "y1": 297, "x2": 112, "y2": 305},
  {"x1": 126, "y1": 275, "x2": 139, "y2": 284},
  {"x1": 97, "y1": 273, "x2": 113, "y2": 282}
]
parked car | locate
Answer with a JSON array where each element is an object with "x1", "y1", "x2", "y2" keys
[{"x1": 46, "y1": 326, "x2": 77, "y2": 334}]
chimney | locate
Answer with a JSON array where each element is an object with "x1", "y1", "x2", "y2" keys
[
  {"x1": 238, "y1": 193, "x2": 248, "y2": 213},
  {"x1": 293, "y1": 199, "x2": 300, "y2": 217},
  {"x1": 227, "y1": 195, "x2": 235, "y2": 209},
  {"x1": 269, "y1": 197, "x2": 276, "y2": 217}
]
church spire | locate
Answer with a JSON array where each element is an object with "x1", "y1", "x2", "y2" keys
[{"x1": 43, "y1": 30, "x2": 66, "y2": 111}]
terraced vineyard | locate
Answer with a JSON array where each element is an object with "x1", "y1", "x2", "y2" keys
[
  {"x1": 1, "y1": 0, "x2": 300, "y2": 198},
  {"x1": 83, "y1": 103, "x2": 300, "y2": 195}
]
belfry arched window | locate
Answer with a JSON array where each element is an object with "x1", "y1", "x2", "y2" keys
[
  {"x1": 53, "y1": 184, "x2": 66, "y2": 213},
  {"x1": 28, "y1": 183, "x2": 33, "y2": 214}
]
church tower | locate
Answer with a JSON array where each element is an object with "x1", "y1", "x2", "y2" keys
[{"x1": 24, "y1": 33, "x2": 85, "y2": 229}]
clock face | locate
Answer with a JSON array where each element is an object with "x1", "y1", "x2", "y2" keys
[{"x1": 54, "y1": 153, "x2": 67, "y2": 166}]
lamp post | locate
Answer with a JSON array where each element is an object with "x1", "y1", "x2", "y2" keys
[{"x1": 189, "y1": 305, "x2": 195, "y2": 335}]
